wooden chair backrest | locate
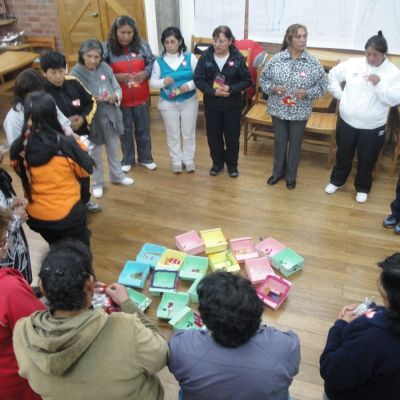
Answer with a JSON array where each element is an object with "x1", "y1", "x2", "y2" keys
[
  {"x1": 27, "y1": 35, "x2": 56, "y2": 51},
  {"x1": 191, "y1": 35, "x2": 214, "y2": 52}
]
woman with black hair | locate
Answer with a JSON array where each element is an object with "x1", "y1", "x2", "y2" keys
[
  {"x1": 13, "y1": 239, "x2": 168, "y2": 400},
  {"x1": 169, "y1": 272, "x2": 300, "y2": 399},
  {"x1": 10, "y1": 91, "x2": 94, "y2": 246},
  {"x1": 325, "y1": 31, "x2": 400, "y2": 203},
  {"x1": 320, "y1": 260, "x2": 400, "y2": 400},
  {"x1": 103, "y1": 15, "x2": 157, "y2": 173},
  {"x1": 150, "y1": 27, "x2": 198, "y2": 173}
]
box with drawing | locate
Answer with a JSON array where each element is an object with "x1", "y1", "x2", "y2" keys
[
  {"x1": 255, "y1": 237, "x2": 286, "y2": 258},
  {"x1": 136, "y1": 243, "x2": 166, "y2": 269},
  {"x1": 175, "y1": 230, "x2": 205, "y2": 255},
  {"x1": 208, "y1": 250, "x2": 240, "y2": 274},
  {"x1": 118, "y1": 261, "x2": 150, "y2": 289},
  {"x1": 169, "y1": 306, "x2": 206, "y2": 331},
  {"x1": 149, "y1": 269, "x2": 179, "y2": 296},
  {"x1": 256, "y1": 275, "x2": 291, "y2": 310},
  {"x1": 229, "y1": 237, "x2": 259, "y2": 262},
  {"x1": 179, "y1": 255, "x2": 209, "y2": 281},
  {"x1": 271, "y1": 248, "x2": 304, "y2": 277},
  {"x1": 156, "y1": 249, "x2": 186, "y2": 271},
  {"x1": 156, "y1": 292, "x2": 189, "y2": 320}
]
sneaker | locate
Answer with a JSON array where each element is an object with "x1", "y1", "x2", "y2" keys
[
  {"x1": 395, "y1": 222, "x2": 400, "y2": 235},
  {"x1": 86, "y1": 201, "x2": 101, "y2": 213},
  {"x1": 185, "y1": 161, "x2": 195, "y2": 173},
  {"x1": 228, "y1": 166, "x2": 239, "y2": 178},
  {"x1": 325, "y1": 183, "x2": 344, "y2": 194},
  {"x1": 383, "y1": 214, "x2": 398, "y2": 228},
  {"x1": 210, "y1": 165, "x2": 224, "y2": 176},
  {"x1": 139, "y1": 162, "x2": 157, "y2": 170},
  {"x1": 118, "y1": 176, "x2": 134, "y2": 185},
  {"x1": 121, "y1": 165, "x2": 132, "y2": 173},
  {"x1": 172, "y1": 163, "x2": 182, "y2": 174},
  {"x1": 356, "y1": 192, "x2": 368, "y2": 203},
  {"x1": 92, "y1": 187, "x2": 103, "y2": 199}
]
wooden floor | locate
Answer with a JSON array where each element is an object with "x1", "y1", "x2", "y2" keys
[{"x1": 2, "y1": 100, "x2": 400, "y2": 400}]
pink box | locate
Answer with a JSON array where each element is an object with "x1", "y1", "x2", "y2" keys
[
  {"x1": 175, "y1": 230, "x2": 205, "y2": 255},
  {"x1": 255, "y1": 237, "x2": 286, "y2": 258},
  {"x1": 244, "y1": 257, "x2": 275, "y2": 285},
  {"x1": 256, "y1": 275, "x2": 291, "y2": 310},
  {"x1": 229, "y1": 237, "x2": 259, "y2": 262}
]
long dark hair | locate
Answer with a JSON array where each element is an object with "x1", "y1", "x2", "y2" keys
[
  {"x1": 161, "y1": 26, "x2": 187, "y2": 55},
  {"x1": 281, "y1": 23, "x2": 307, "y2": 51},
  {"x1": 108, "y1": 15, "x2": 141, "y2": 56},
  {"x1": 212, "y1": 25, "x2": 236, "y2": 48},
  {"x1": 365, "y1": 30, "x2": 388, "y2": 54},
  {"x1": 380, "y1": 262, "x2": 400, "y2": 335}
]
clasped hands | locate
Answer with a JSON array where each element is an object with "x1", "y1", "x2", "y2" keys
[
  {"x1": 163, "y1": 76, "x2": 191, "y2": 93},
  {"x1": 273, "y1": 85, "x2": 308, "y2": 99}
]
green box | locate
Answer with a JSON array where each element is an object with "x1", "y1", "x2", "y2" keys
[
  {"x1": 156, "y1": 292, "x2": 189, "y2": 320},
  {"x1": 127, "y1": 288, "x2": 152, "y2": 312},
  {"x1": 271, "y1": 248, "x2": 304, "y2": 277},
  {"x1": 187, "y1": 276, "x2": 203, "y2": 303},
  {"x1": 169, "y1": 306, "x2": 206, "y2": 330},
  {"x1": 179, "y1": 255, "x2": 209, "y2": 281}
]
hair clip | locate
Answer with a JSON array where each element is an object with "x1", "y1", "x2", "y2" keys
[{"x1": 55, "y1": 269, "x2": 64, "y2": 276}]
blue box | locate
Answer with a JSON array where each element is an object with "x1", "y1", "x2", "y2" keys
[
  {"x1": 127, "y1": 288, "x2": 152, "y2": 312},
  {"x1": 136, "y1": 243, "x2": 166, "y2": 269},
  {"x1": 118, "y1": 261, "x2": 150, "y2": 289},
  {"x1": 149, "y1": 269, "x2": 179, "y2": 296}
]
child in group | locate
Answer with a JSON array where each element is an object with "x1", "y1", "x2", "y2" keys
[
  {"x1": 40, "y1": 50, "x2": 100, "y2": 213},
  {"x1": 71, "y1": 39, "x2": 134, "y2": 199}
]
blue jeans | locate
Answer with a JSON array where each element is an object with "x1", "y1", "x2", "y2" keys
[
  {"x1": 179, "y1": 389, "x2": 291, "y2": 399},
  {"x1": 120, "y1": 102, "x2": 154, "y2": 166}
]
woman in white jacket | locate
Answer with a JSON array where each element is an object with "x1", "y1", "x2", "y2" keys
[{"x1": 324, "y1": 31, "x2": 400, "y2": 203}]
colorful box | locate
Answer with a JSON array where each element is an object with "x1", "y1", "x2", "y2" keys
[
  {"x1": 118, "y1": 261, "x2": 150, "y2": 289},
  {"x1": 179, "y1": 255, "x2": 209, "y2": 281},
  {"x1": 200, "y1": 228, "x2": 228, "y2": 254},
  {"x1": 187, "y1": 276, "x2": 203, "y2": 303},
  {"x1": 127, "y1": 288, "x2": 152, "y2": 312},
  {"x1": 91, "y1": 293, "x2": 120, "y2": 314},
  {"x1": 271, "y1": 248, "x2": 304, "y2": 277},
  {"x1": 229, "y1": 237, "x2": 259, "y2": 262},
  {"x1": 149, "y1": 270, "x2": 179, "y2": 296},
  {"x1": 255, "y1": 237, "x2": 286, "y2": 258},
  {"x1": 208, "y1": 250, "x2": 240, "y2": 273},
  {"x1": 175, "y1": 230, "x2": 205, "y2": 255},
  {"x1": 245, "y1": 257, "x2": 275, "y2": 285},
  {"x1": 156, "y1": 292, "x2": 189, "y2": 320},
  {"x1": 169, "y1": 306, "x2": 206, "y2": 330},
  {"x1": 136, "y1": 243, "x2": 166, "y2": 269},
  {"x1": 156, "y1": 249, "x2": 186, "y2": 271},
  {"x1": 256, "y1": 275, "x2": 291, "y2": 310}
]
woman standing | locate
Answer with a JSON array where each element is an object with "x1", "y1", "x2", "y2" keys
[
  {"x1": 324, "y1": 31, "x2": 400, "y2": 203},
  {"x1": 194, "y1": 25, "x2": 252, "y2": 178},
  {"x1": 150, "y1": 27, "x2": 198, "y2": 173},
  {"x1": 72, "y1": 39, "x2": 134, "y2": 199},
  {"x1": 260, "y1": 24, "x2": 327, "y2": 190},
  {"x1": 104, "y1": 15, "x2": 156, "y2": 173}
]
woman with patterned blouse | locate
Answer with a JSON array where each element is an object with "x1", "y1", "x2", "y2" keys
[{"x1": 260, "y1": 24, "x2": 327, "y2": 190}]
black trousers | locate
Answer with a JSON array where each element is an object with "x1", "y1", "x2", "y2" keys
[
  {"x1": 79, "y1": 176, "x2": 91, "y2": 204},
  {"x1": 390, "y1": 174, "x2": 400, "y2": 221},
  {"x1": 330, "y1": 117, "x2": 385, "y2": 193},
  {"x1": 204, "y1": 102, "x2": 242, "y2": 168},
  {"x1": 39, "y1": 224, "x2": 91, "y2": 247}
]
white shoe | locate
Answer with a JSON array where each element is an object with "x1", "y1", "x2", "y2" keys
[
  {"x1": 119, "y1": 176, "x2": 134, "y2": 185},
  {"x1": 185, "y1": 161, "x2": 195, "y2": 173},
  {"x1": 92, "y1": 187, "x2": 103, "y2": 199},
  {"x1": 172, "y1": 163, "x2": 182, "y2": 173},
  {"x1": 356, "y1": 192, "x2": 368, "y2": 203},
  {"x1": 121, "y1": 165, "x2": 132, "y2": 173},
  {"x1": 139, "y1": 162, "x2": 157, "y2": 170},
  {"x1": 325, "y1": 183, "x2": 344, "y2": 194}
]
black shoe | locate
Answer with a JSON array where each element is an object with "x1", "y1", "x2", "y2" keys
[
  {"x1": 286, "y1": 180, "x2": 296, "y2": 190},
  {"x1": 383, "y1": 214, "x2": 398, "y2": 228},
  {"x1": 228, "y1": 166, "x2": 239, "y2": 178},
  {"x1": 267, "y1": 175, "x2": 282, "y2": 185},
  {"x1": 210, "y1": 165, "x2": 224, "y2": 176}
]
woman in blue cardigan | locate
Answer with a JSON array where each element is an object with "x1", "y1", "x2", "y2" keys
[{"x1": 320, "y1": 257, "x2": 400, "y2": 400}]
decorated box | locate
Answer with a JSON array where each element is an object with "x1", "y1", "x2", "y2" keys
[
  {"x1": 127, "y1": 288, "x2": 152, "y2": 312},
  {"x1": 149, "y1": 269, "x2": 179, "y2": 296},
  {"x1": 229, "y1": 237, "x2": 259, "y2": 262},
  {"x1": 156, "y1": 292, "x2": 189, "y2": 320},
  {"x1": 91, "y1": 292, "x2": 120, "y2": 314},
  {"x1": 255, "y1": 237, "x2": 286, "y2": 258},
  {"x1": 136, "y1": 243, "x2": 166, "y2": 269},
  {"x1": 271, "y1": 248, "x2": 304, "y2": 277},
  {"x1": 200, "y1": 228, "x2": 228, "y2": 254},
  {"x1": 118, "y1": 261, "x2": 150, "y2": 289},
  {"x1": 175, "y1": 230, "x2": 205, "y2": 255},
  {"x1": 169, "y1": 306, "x2": 206, "y2": 331},
  {"x1": 244, "y1": 257, "x2": 275, "y2": 285},
  {"x1": 179, "y1": 255, "x2": 209, "y2": 281},
  {"x1": 156, "y1": 249, "x2": 186, "y2": 271},
  {"x1": 187, "y1": 275, "x2": 203, "y2": 303},
  {"x1": 256, "y1": 275, "x2": 291, "y2": 310},
  {"x1": 208, "y1": 250, "x2": 240, "y2": 274}
]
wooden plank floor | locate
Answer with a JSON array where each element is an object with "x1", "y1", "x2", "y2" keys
[{"x1": 2, "y1": 101, "x2": 400, "y2": 400}]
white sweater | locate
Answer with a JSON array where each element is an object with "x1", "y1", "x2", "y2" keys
[{"x1": 328, "y1": 57, "x2": 400, "y2": 129}]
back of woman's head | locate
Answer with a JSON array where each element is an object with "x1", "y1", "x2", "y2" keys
[
  {"x1": 13, "y1": 68, "x2": 46, "y2": 110},
  {"x1": 39, "y1": 239, "x2": 94, "y2": 313},
  {"x1": 281, "y1": 23, "x2": 307, "y2": 51},
  {"x1": 108, "y1": 15, "x2": 140, "y2": 55},
  {"x1": 161, "y1": 26, "x2": 187, "y2": 55},
  {"x1": 380, "y1": 262, "x2": 400, "y2": 334},
  {"x1": 198, "y1": 272, "x2": 263, "y2": 348},
  {"x1": 365, "y1": 31, "x2": 388, "y2": 54}
]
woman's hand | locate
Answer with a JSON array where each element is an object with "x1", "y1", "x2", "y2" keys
[
  {"x1": 114, "y1": 73, "x2": 132, "y2": 84},
  {"x1": 368, "y1": 74, "x2": 381, "y2": 85},
  {"x1": 338, "y1": 303, "x2": 359, "y2": 323},
  {"x1": 134, "y1": 71, "x2": 148, "y2": 83},
  {"x1": 215, "y1": 88, "x2": 230, "y2": 97},
  {"x1": 273, "y1": 85, "x2": 287, "y2": 95},
  {"x1": 179, "y1": 83, "x2": 190, "y2": 93},
  {"x1": 163, "y1": 76, "x2": 174, "y2": 86},
  {"x1": 294, "y1": 89, "x2": 308, "y2": 100},
  {"x1": 13, "y1": 201, "x2": 28, "y2": 223},
  {"x1": 104, "y1": 94, "x2": 118, "y2": 104},
  {"x1": 105, "y1": 282, "x2": 130, "y2": 306}
]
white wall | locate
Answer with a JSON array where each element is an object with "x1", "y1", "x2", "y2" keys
[{"x1": 144, "y1": 0, "x2": 159, "y2": 53}]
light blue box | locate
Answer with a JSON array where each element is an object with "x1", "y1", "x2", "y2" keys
[
  {"x1": 136, "y1": 243, "x2": 166, "y2": 269},
  {"x1": 118, "y1": 261, "x2": 150, "y2": 289}
]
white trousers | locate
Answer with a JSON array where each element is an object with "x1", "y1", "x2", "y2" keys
[{"x1": 158, "y1": 96, "x2": 198, "y2": 165}]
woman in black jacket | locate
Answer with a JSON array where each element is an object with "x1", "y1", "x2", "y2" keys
[{"x1": 194, "y1": 25, "x2": 252, "y2": 177}]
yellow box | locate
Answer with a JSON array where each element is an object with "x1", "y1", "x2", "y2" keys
[
  {"x1": 156, "y1": 249, "x2": 186, "y2": 271},
  {"x1": 200, "y1": 228, "x2": 228, "y2": 254},
  {"x1": 208, "y1": 251, "x2": 240, "y2": 274}
]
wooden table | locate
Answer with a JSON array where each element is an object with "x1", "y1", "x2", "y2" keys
[{"x1": 0, "y1": 50, "x2": 38, "y2": 94}]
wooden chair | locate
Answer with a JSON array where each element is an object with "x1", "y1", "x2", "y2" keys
[
  {"x1": 191, "y1": 35, "x2": 213, "y2": 53},
  {"x1": 27, "y1": 35, "x2": 56, "y2": 51}
]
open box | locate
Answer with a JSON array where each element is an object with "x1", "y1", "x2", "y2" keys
[
  {"x1": 187, "y1": 275, "x2": 203, "y2": 303},
  {"x1": 127, "y1": 288, "x2": 152, "y2": 312},
  {"x1": 118, "y1": 261, "x2": 150, "y2": 289},
  {"x1": 200, "y1": 228, "x2": 228, "y2": 254},
  {"x1": 229, "y1": 237, "x2": 259, "y2": 262},
  {"x1": 175, "y1": 230, "x2": 205, "y2": 255},
  {"x1": 208, "y1": 250, "x2": 240, "y2": 273},
  {"x1": 255, "y1": 237, "x2": 286, "y2": 258},
  {"x1": 169, "y1": 306, "x2": 206, "y2": 330},
  {"x1": 271, "y1": 248, "x2": 304, "y2": 277},
  {"x1": 245, "y1": 257, "x2": 275, "y2": 285},
  {"x1": 156, "y1": 249, "x2": 186, "y2": 271},
  {"x1": 156, "y1": 292, "x2": 189, "y2": 320},
  {"x1": 149, "y1": 269, "x2": 179, "y2": 296},
  {"x1": 179, "y1": 255, "x2": 209, "y2": 281},
  {"x1": 256, "y1": 275, "x2": 291, "y2": 310},
  {"x1": 136, "y1": 243, "x2": 166, "y2": 269}
]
